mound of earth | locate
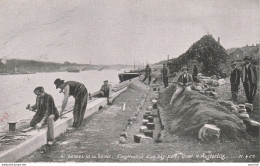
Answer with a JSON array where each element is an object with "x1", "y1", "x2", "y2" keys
[
  {"x1": 167, "y1": 35, "x2": 229, "y2": 78},
  {"x1": 159, "y1": 86, "x2": 249, "y2": 141}
]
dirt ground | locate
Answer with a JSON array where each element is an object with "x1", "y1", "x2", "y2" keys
[{"x1": 20, "y1": 78, "x2": 259, "y2": 162}]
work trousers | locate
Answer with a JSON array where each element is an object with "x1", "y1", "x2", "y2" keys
[
  {"x1": 170, "y1": 85, "x2": 191, "y2": 104},
  {"x1": 143, "y1": 75, "x2": 151, "y2": 85},
  {"x1": 73, "y1": 87, "x2": 88, "y2": 128},
  {"x1": 163, "y1": 76, "x2": 169, "y2": 88},
  {"x1": 231, "y1": 83, "x2": 239, "y2": 102},
  {"x1": 243, "y1": 80, "x2": 257, "y2": 104}
]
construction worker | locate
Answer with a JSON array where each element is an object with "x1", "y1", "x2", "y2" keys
[
  {"x1": 28, "y1": 86, "x2": 59, "y2": 128},
  {"x1": 143, "y1": 64, "x2": 152, "y2": 85},
  {"x1": 230, "y1": 62, "x2": 241, "y2": 103},
  {"x1": 99, "y1": 80, "x2": 111, "y2": 98},
  {"x1": 54, "y1": 78, "x2": 88, "y2": 129},
  {"x1": 161, "y1": 64, "x2": 169, "y2": 88},
  {"x1": 241, "y1": 56, "x2": 258, "y2": 104},
  {"x1": 192, "y1": 61, "x2": 199, "y2": 82},
  {"x1": 170, "y1": 67, "x2": 193, "y2": 104}
]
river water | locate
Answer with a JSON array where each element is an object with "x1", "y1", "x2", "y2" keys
[{"x1": 0, "y1": 69, "x2": 123, "y2": 127}]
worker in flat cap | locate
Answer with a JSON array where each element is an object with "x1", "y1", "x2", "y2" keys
[
  {"x1": 170, "y1": 66, "x2": 193, "y2": 104},
  {"x1": 230, "y1": 62, "x2": 241, "y2": 103},
  {"x1": 28, "y1": 86, "x2": 59, "y2": 129},
  {"x1": 99, "y1": 80, "x2": 111, "y2": 98},
  {"x1": 54, "y1": 78, "x2": 88, "y2": 129},
  {"x1": 241, "y1": 56, "x2": 258, "y2": 104}
]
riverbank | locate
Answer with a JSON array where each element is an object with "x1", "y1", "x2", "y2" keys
[
  {"x1": 0, "y1": 70, "x2": 122, "y2": 130},
  {"x1": 20, "y1": 78, "x2": 259, "y2": 162}
]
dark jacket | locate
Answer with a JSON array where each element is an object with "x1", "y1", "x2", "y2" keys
[
  {"x1": 65, "y1": 81, "x2": 86, "y2": 98},
  {"x1": 145, "y1": 66, "x2": 151, "y2": 77},
  {"x1": 177, "y1": 73, "x2": 193, "y2": 86},
  {"x1": 31, "y1": 93, "x2": 59, "y2": 124},
  {"x1": 162, "y1": 67, "x2": 169, "y2": 77},
  {"x1": 192, "y1": 64, "x2": 199, "y2": 76},
  {"x1": 100, "y1": 84, "x2": 110, "y2": 97},
  {"x1": 230, "y1": 68, "x2": 241, "y2": 84},
  {"x1": 241, "y1": 63, "x2": 257, "y2": 83}
]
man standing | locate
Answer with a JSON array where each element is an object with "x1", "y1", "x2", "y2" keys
[
  {"x1": 54, "y1": 78, "x2": 88, "y2": 129},
  {"x1": 192, "y1": 61, "x2": 199, "y2": 82},
  {"x1": 170, "y1": 67, "x2": 193, "y2": 104},
  {"x1": 28, "y1": 87, "x2": 59, "y2": 128},
  {"x1": 143, "y1": 64, "x2": 152, "y2": 85},
  {"x1": 161, "y1": 64, "x2": 169, "y2": 88},
  {"x1": 241, "y1": 56, "x2": 258, "y2": 104},
  {"x1": 230, "y1": 62, "x2": 241, "y2": 103}
]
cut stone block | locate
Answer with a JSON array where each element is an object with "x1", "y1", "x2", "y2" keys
[
  {"x1": 8, "y1": 121, "x2": 17, "y2": 132},
  {"x1": 143, "y1": 119, "x2": 149, "y2": 126},
  {"x1": 140, "y1": 126, "x2": 148, "y2": 133},
  {"x1": 148, "y1": 116, "x2": 154, "y2": 123},
  {"x1": 198, "y1": 124, "x2": 220, "y2": 142},
  {"x1": 152, "y1": 99, "x2": 157, "y2": 104},
  {"x1": 225, "y1": 101, "x2": 234, "y2": 106},
  {"x1": 250, "y1": 120, "x2": 260, "y2": 127},
  {"x1": 134, "y1": 135, "x2": 141, "y2": 143},
  {"x1": 239, "y1": 109, "x2": 247, "y2": 113},
  {"x1": 134, "y1": 134, "x2": 153, "y2": 143},
  {"x1": 119, "y1": 136, "x2": 126, "y2": 144},
  {"x1": 144, "y1": 130, "x2": 153, "y2": 138},
  {"x1": 120, "y1": 132, "x2": 128, "y2": 138},
  {"x1": 147, "y1": 106, "x2": 153, "y2": 111},
  {"x1": 231, "y1": 106, "x2": 239, "y2": 114},
  {"x1": 120, "y1": 132, "x2": 127, "y2": 138},
  {"x1": 238, "y1": 104, "x2": 245, "y2": 109},
  {"x1": 147, "y1": 123, "x2": 155, "y2": 130},
  {"x1": 145, "y1": 111, "x2": 151, "y2": 115},
  {"x1": 143, "y1": 114, "x2": 149, "y2": 119},
  {"x1": 153, "y1": 103, "x2": 158, "y2": 109},
  {"x1": 245, "y1": 103, "x2": 253, "y2": 112}
]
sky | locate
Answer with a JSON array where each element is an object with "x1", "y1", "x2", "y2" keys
[{"x1": 0, "y1": 0, "x2": 259, "y2": 65}]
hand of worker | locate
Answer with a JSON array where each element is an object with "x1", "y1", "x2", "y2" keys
[
  {"x1": 36, "y1": 123, "x2": 42, "y2": 129},
  {"x1": 59, "y1": 111, "x2": 63, "y2": 118}
]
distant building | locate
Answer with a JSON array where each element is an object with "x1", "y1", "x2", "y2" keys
[{"x1": 227, "y1": 44, "x2": 260, "y2": 62}]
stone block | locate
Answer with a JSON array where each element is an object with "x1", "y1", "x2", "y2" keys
[
  {"x1": 144, "y1": 130, "x2": 153, "y2": 138},
  {"x1": 245, "y1": 103, "x2": 253, "y2": 112},
  {"x1": 198, "y1": 124, "x2": 220, "y2": 142},
  {"x1": 143, "y1": 114, "x2": 149, "y2": 119},
  {"x1": 147, "y1": 106, "x2": 153, "y2": 111},
  {"x1": 120, "y1": 132, "x2": 128, "y2": 138},
  {"x1": 148, "y1": 116, "x2": 154, "y2": 123},
  {"x1": 239, "y1": 109, "x2": 247, "y2": 114},
  {"x1": 152, "y1": 99, "x2": 157, "y2": 104},
  {"x1": 142, "y1": 119, "x2": 149, "y2": 126},
  {"x1": 140, "y1": 126, "x2": 148, "y2": 133},
  {"x1": 153, "y1": 103, "x2": 158, "y2": 109},
  {"x1": 119, "y1": 136, "x2": 126, "y2": 144},
  {"x1": 147, "y1": 123, "x2": 155, "y2": 130},
  {"x1": 238, "y1": 104, "x2": 245, "y2": 109}
]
